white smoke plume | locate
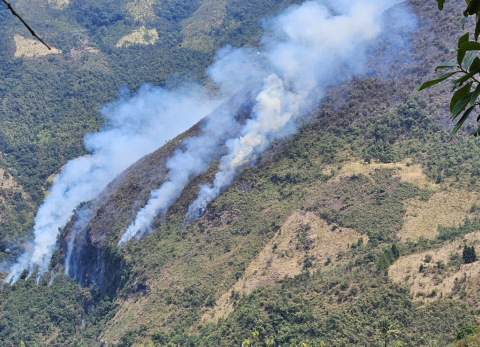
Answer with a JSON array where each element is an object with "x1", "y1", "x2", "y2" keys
[
  {"x1": 185, "y1": 0, "x2": 413, "y2": 220},
  {"x1": 119, "y1": 0, "x2": 415, "y2": 241},
  {"x1": 117, "y1": 49, "x2": 267, "y2": 244},
  {"x1": 6, "y1": 0, "x2": 415, "y2": 280},
  {"x1": 5, "y1": 85, "x2": 222, "y2": 284},
  {"x1": 118, "y1": 87, "x2": 259, "y2": 245}
]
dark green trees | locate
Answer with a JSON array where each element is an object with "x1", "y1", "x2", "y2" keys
[
  {"x1": 379, "y1": 319, "x2": 400, "y2": 347},
  {"x1": 462, "y1": 244, "x2": 477, "y2": 264}
]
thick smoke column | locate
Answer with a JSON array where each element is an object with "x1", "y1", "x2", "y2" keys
[
  {"x1": 5, "y1": 85, "x2": 222, "y2": 284},
  {"x1": 119, "y1": 0, "x2": 415, "y2": 242},
  {"x1": 118, "y1": 49, "x2": 266, "y2": 244},
  {"x1": 186, "y1": 0, "x2": 410, "y2": 220},
  {"x1": 186, "y1": 75, "x2": 301, "y2": 221},
  {"x1": 118, "y1": 87, "x2": 259, "y2": 245}
]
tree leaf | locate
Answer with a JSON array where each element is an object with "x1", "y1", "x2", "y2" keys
[
  {"x1": 450, "y1": 82, "x2": 473, "y2": 112},
  {"x1": 471, "y1": 57, "x2": 480, "y2": 71},
  {"x1": 459, "y1": 33, "x2": 470, "y2": 48},
  {"x1": 415, "y1": 72, "x2": 458, "y2": 92},
  {"x1": 451, "y1": 106, "x2": 475, "y2": 139},
  {"x1": 459, "y1": 41, "x2": 480, "y2": 51},
  {"x1": 459, "y1": 51, "x2": 467, "y2": 66},
  {"x1": 470, "y1": 83, "x2": 480, "y2": 106},
  {"x1": 437, "y1": 0, "x2": 445, "y2": 10},
  {"x1": 458, "y1": 34, "x2": 470, "y2": 64},
  {"x1": 464, "y1": 51, "x2": 477, "y2": 67},
  {"x1": 452, "y1": 67, "x2": 480, "y2": 87},
  {"x1": 462, "y1": 16, "x2": 468, "y2": 30},
  {"x1": 435, "y1": 62, "x2": 458, "y2": 71},
  {"x1": 452, "y1": 92, "x2": 473, "y2": 118},
  {"x1": 464, "y1": 0, "x2": 480, "y2": 16}
]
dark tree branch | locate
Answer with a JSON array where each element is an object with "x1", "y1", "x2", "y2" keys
[{"x1": 1, "y1": 0, "x2": 51, "y2": 50}]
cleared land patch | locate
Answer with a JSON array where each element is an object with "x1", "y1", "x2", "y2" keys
[
  {"x1": 116, "y1": 26, "x2": 159, "y2": 48},
  {"x1": 14, "y1": 35, "x2": 62, "y2": 58},
  {"x1": 400, "y1": 189, "x2": 479, "y2": 241},
  {"x1": 0, "y1": 166, "x2": 30, "y2": 202},
  {"x1": 321, "y1": 160, "x2": 480, "y2": 241},
  {"x1": 201, "y1": 211, "x2": 367, "y2": 323},
  {"x1": 390, "y1": 231, "x2": 480, "y2": 303},
  {"x1": 47, "y1": 0, "x2": 69, "y2": 10},
  {"x1": 322, "y1": 160, "x2": 436, "y2": 189},
  {"x1": 0, "y1": 168, "x2": 21, "y2": 191}
]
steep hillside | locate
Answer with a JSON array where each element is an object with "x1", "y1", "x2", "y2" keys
[
  {"x1": 1, "y1": 0, "x2": 480, "y2": 346},
  {"x1": 0, "y1": 0, "x2": 302, "y2": 250}
]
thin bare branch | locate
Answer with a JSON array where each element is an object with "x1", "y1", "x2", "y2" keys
[{"x1": 1, "y1": 0, "x2": 51, "y2": 50}]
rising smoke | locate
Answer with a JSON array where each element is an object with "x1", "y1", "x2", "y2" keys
[
  {"x1": 6, "y1": 0, "x2": 415, "y2": 282},
  {"x1": 118, "y1": 86, "x2": 260, "y2": 245},
  {"x1": 5, "y1": 85, "x2": 223, "y2": 284},
  {"x1": 186, "y1": 0, "x2": 391, "y2": 219},
  {"x1": 120, "y1": 0, "x2": 416, "y2": 242},
  {"x1": 117, "y1": 48, "x2": 267, "y2": 244}
]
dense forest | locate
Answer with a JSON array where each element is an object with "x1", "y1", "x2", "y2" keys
[
  {"x1": 0, "y1": 0, "x2": 302, "y2": 253},
  {"x1": 1, "y1": 0, "x2": 480, "y2": 346}
]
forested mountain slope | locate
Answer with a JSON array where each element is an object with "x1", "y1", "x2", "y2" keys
[
  {"x1": 1, "y1": 0, "x2": 480, "y2": 346},
  {"x1": 0, "y1": 0, "x2": 302, "y2": 250}
]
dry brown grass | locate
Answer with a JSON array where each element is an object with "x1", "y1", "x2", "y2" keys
[
  {"x1": 400, "y1": 189, "x2": 479, "y2": 241},
  {"x1": 322, "y1": 160, "x2": 480, "y2": 242},
  {"x1": 116, "y1": 27, "x2": 159, "y2": 48},
  {"x1": 14, "y1": 35, "x2": 62, "y2": 58},
  {"x1": 201, "y1": 211, "x2": 367, "y2": 323},
  {"x1": 390, "y1": 231, "x2": 480, "y2": 302},
  {"x1": 322, "y1": 159, "x2": 436, "y2": 189}
]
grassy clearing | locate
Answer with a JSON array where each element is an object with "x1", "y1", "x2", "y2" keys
[
  {"x1": 390, "y1": 231, "x2": 480, "y2": 302},
  {"x1": 400, "y1": 189, "x2": 479, "y2": 241},
  {"x1": 116, "y1": 27, "x2": 159, "y2": 48},
  {"x1": 202, "y1": 211, "x2": 367, "y2": 323},
  {"x1": 14, "y1": 35, "x2": 62, "y2": 58},
  {"x1": 323, "y1": 160, "x2": 436, "y2": 190},
  {"x1": 0, "y1": 168, "x2": 24, "y2": 191}
]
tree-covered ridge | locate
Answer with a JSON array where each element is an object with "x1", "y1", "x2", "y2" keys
[
  {"x1": 0, "y1": 0, "x2": 303, "y2": 205},
  {"x1": 3, "y1": 92, "x2": 477, "y2": 346},
  {"x1": 103, "y1": 93, "x2": 480, "y2": 345},
  {"x1": 0, "y1": 0, "x2": 303, "y2": 256},
  {"x1": 33, "y1": 95, "x2": 480, "y2": 345},
  {"x1": 1, "y1": 0, "x2": 480, "y2": 346}
]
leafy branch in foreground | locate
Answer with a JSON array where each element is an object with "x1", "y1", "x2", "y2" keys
[
  {"x1": 1, "y1": 0, "x2": 50, "y2": 50},
  {"x1": 416, "y1": 1, "x2": 480, "y2": 138}
]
